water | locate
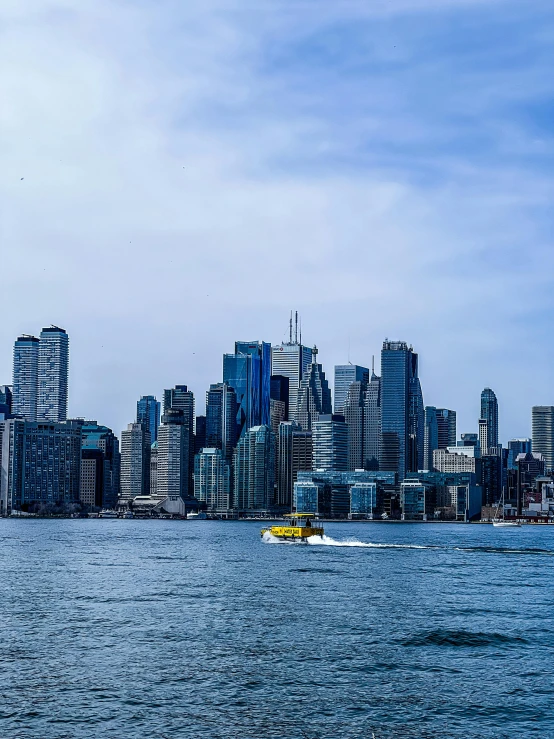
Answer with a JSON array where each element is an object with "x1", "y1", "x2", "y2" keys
[{"x1": 1, "y1": 520, "x2": 553, "y2": 739}]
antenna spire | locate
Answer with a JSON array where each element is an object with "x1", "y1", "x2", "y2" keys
[
  {"x1": 289, "y1": 311, "x2": 293, "y2": 344},
  {"x1": 295, "y1": 311, "x2": 298, "y2": 344}
]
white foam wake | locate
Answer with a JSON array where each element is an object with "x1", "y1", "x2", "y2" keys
[{"x1": 306, "y1": 535, "x2": 430, "y2": 549}]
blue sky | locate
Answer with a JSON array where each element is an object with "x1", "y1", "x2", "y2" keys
[{"x1": 1, "y1": 0, "x2": 553, "y2": 442}]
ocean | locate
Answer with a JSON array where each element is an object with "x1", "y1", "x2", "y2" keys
[{"x1": 1, "y1": 519, "x2": 552, "y2": 738}]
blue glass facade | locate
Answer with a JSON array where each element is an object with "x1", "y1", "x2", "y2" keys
[
  {"x1": 480, "y1": 388, "x2": 499, "y2": 449},
  {"x1": 223, "y1": 341, "x2": 271, "y2": 437},
  {"x1": 136, "y1": 395, "x2": 161, "y2": 444}
]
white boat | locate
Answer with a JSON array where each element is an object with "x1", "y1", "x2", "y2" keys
[
  {"x1": 492, "y1": 489, "x2": 521, "y2": 527},
  {"x1": 99, "y1": 510, "x2": 119, "y2": 518},
  {"x1": 186, "y1": 511, "x2": 208, "y2": 520}
]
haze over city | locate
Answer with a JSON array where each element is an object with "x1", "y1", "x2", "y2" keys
[{"x1": 2, "y1": 0, "x2": 553, "y2": 440}]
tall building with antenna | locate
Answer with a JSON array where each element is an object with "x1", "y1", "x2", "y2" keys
[
  {"x1": 333, "y1": 364, "x2": 369, "y2": 415},
  {"x1": 271, "y1": 311, "x2": 312, "y2": 421}
]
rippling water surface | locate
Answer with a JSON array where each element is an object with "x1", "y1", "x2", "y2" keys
[{"x1": 1, "y1": 520, "x2": 553, "y2": 738}]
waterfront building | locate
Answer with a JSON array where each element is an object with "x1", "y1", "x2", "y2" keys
[
  {"x1": 234, "y1": 425, "x2": 275, "y2": 512},
  {"x1": 80, "y1": 420, "x2": 120, "y2": 509},
  {"x1": 163, "y1": 385, "x2": 195, "y2": 490},
  {"x1": 136, "y1": 395, "x2": 160, "y2": 444},
  {"x1": 313, "y1": 414, "x2": 348, "y2": 471},
  {"x1": 150, "y1": 441, "x2": 158, "y2": 498},
  {"x1": 532, "y1": 406, "x2": 554, "y2": 472},
  {"x1": 0, "y1": 386, "x2": 12, "y2": 414},
  {"x1": 223, "y1": 341, "x2": 271, "y2": 437},
  {"x1": 350, "y1": 483, "x2": 377, "y2": 519},
  {"x1": 406, "y1": 470, "x2": 481, "y2": 521},
  {"x1": 205, "y1": 383, "x2": 238, "y2": 460},
  {"x1": 293, "y1": 470, "x2": 393, "y2": 519},
  {"x1": 37, "y1": 326, "x2": 69, "y2": 422},
  {"x1": 296, "y1": 347, "x2": 332, "y2": 431},
  {"x1": 363, "y1": 369, "x2": 381, "y2": 470},
  {"x1": 0, "y1": 419, "x2": 81, "y2": 515},
  {"x1": 334, "y1": 364, "x2": 369, "y2": 415},
  {"x1": 480, "y1": 388, "x2": 499, "y2": 450},
  {"x1": 380, "y1": 341, "x2": 424, "y2": 480},
  {"x1": 12, "y1": 335, "x2": 39, "y2": 420},
  {"x1": 400, "y1": 480, "x2": 432, "y2": 520},
  {"x1": 157, "y1": 409, "x2": 190, "y2": 501},
  {"x1": 344, "y1": 381, "x2": 366, "y2": 471},
  {"x1": 270, "y1": 375, "x2": 290, "y2": 421},
  {"x1": 194, "y1": 448, "x2": 231, "y2": 513},
  {"x1": 276, "y1": 421, "x2": 312, "y2": 509},
  {"x1": 120, "y1": 422, "x2": 151, "y2": 501},
  {"x1": 271, "y1": 318, "x2": 312, "y2": 420},
  {"x1": 480, "y1": 454, "x2": 502, "y2": 506}
]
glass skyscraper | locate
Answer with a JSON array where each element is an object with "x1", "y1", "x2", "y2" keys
[
  {"x1": 333, "y1": 364, "x2": 369, "y2": 415},
  {"x1": 12, "y1": 335, "x2": 40, "y2": 421},
  {"x1": 532, "y1": 406, "x2": 554, "y2": 472},
  {"x1": 363, "y1": 370, "x2": 381, "y2": 470},
  {"x1": 205, "y1": 382, "x2": 238, "y2": 461},
  {"x1": 37, "y1": 326, "x2": 69, "y2": 422},
  {"x1": 223, "y1": 341, "x2": 271, "y2": 437},
  {"x1": 480, "y1": 388, "x2": 499, "y2": 450},
  {"x1": 136, "y1": 395, "x2": 161, "y2": 444},
  {"x1": 296, "y1": 347, "x2": 332, "y2": 431},
  {"x1": 163, "y1": 385, "x2": 195, "y2": 490}
]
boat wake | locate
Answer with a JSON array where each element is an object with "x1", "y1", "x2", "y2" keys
[{"x1": 306, "y1": 535, "x2": 430, "y2": 549}]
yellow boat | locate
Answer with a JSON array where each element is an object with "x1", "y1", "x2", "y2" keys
[{"x1": 261, "y1": 513, "x2": 324, "y2": 542}]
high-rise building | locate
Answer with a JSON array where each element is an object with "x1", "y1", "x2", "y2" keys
[
  {"x1": 532, "y1": 406, "x2": 554, "y2": 472},
  {"x1": 271, "y1": 315, "x2": 312, "y2": 421},
  {"x1": 12, "y1": 335, "x2": 40, "y2": 421},
  {"x1": 163, "y1": 385, "x2": 195, "y2": 490},
  {"x1": 363, "y1": 369, "x2": 381, "y2": 470},
  {"x1": 478, "y1": 418, "x2": 488, "y2": 456},
  {"x1": 0, "y1": 419, "x2": 81, "y2": 515},
  {"x1": 480, "y1": 388, "x2": 498, "y2": 449},
  {"x1": 120, "y1": 422, "x2": 151, "y2": 501},
  {"x1": 157, "y1": 409, "x2": 190, "y2": 501},
  {"x1": 136, "y1": 396, "x2": 160, "y2": 444},
  {"x1": 205, "y1": 383, "x2": 238, "y2": 461},
  {"x1": 507, "y1": 438, "x2": 532, "y2": 470},
  {"x1": 194, "y1": 448, "x2": 231, "y2": 513},
  {"x1": 334, "y1": 364, "x2": 369, "y2": 415},
  {"x1": 296, "y1": 347, "x2": 332, "y2": 431},
  {"x1": 150, "y1": 441, "x2": 159, "y2": 498},
  {"x1": 234, "y1": 425, "x2": 275, "y2": 511},
  {"x1": 276, "y1": 421, "x2": 312, "y2": 509},
  {"x1": 380, "y1": 341, "x2": 423, "y2": 480},
  {"x1": 344, "y1": 381, "x2": 366, "y2": 470},
  {"x1": 37, "y1": 326, "x2": 69, "y2": 422},
  {"x1": 424, "y1": 407, "x2": 457, "y2": 471},
  {"x1": 436, "y1": 409, "x2": 456, "y2": 449},
  {"x1": 194, "y1": 416, "x2": 206, "y2": 455},
  {"x1": 312, "y1": 414, "x2": 348, "y2": 471},
  {"x1": 80, "y1": 420, "x2": 120, "y2": 509},
  {"x1": 270, "y1": 375, "x2": 290, "y2": 421},
  {"x1": 223, "y1": 341, "x2": 271, "y2": 437},
  {"x1": 0, "y1": 385, "x2": 12, "y2": 414},
  {"x1": 433, "y1": 448, "x2": 480, "y2": 475}
]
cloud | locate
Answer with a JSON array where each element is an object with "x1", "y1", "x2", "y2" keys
[{"x1": 0, "y1": 0, "x2": 553, "y2": 441}]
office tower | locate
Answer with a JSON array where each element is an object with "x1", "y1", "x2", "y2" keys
[
  {"x1": 478, "y1": 418, "x2": 488, "y2": 456},
  {"x1": 277, "y1": 421, "x2": 312, "y2": 509},
  {"x1": 234, "y1": 425, "x2": 275, "y2": 511},
  {"x1": 532, "y1": 406, "x2": 554, "y2": 472},
  {"x1": 12, "y1": 335, "x2": 40, "y2": 420},
  {"x1": 312, "y1": 414, "x2": 348, "y2": 471},
  {"x1": 423, "y1": 407, "x2": 439, "y2": 471},
  {"x1": 150, "y1": 442, "x2": 158, "y2": 498},
  {"x1": 363, "y1": 369, "x2": 381, "y2": 470},
  {"x1": 271, "y1": 314, "x2": 312, "y2": 420},
  {"x1": 80, "y1": 450, "x2": 104, "y2": 509},
  {"x1": 194, "y1": 416, "x2": 206, "y2": 455},
  {"x1": 436, "y1": 409, "x2": 456, "y2": 449},
  {"x1": 157, "y1": 409, "x2": 190, "y2": 501},
  {"x1": 334, "y1": 364, "x2": 369, "y2": 415},
  {"x1": 296, "y1": 347, "x2": 332, "y2": 431},
  {"x1": 507, "y1": 438, "x2": 532, "y2": 470},
  {"x1": 270, "y1": 398, "x2": 287, "y2": 437},
  {"x1": 380, "y1": 341, "x2": 423, "y2": 480},
  {"x1": 80, "y1": 420, "x2": 120, "y2": 508},
  {"x1": 481, "y1": 454, "x2": 502, "y2": 506},
  {"x1": 136, "y1": 396, "x2": 160, "y2": 444},
  {"x1": 223, "y1": 341, "x2": 271, "y2": 437},
  {"x1": 0, "y1": 386, "x2": 12, "y2": 414},
  {"x1": 194, "y1": 448, "x2": 231, "y2": 513},
  {"x1": 344, "y1": 381, "x2": 366, "y2": 470},
  {"x1": 163, "y1": 385, "x2": 195, "y2": 489},
  {"x1": 120, "y1": 422, "x2": 151, "y2": 501},
  {"x1": 459, "y1": 433, "x2": 479, "y2": 448},
  {"x1": 0, "y1": 419, "x2": 82, "y2": 515},
  {"x1": 270, "y1": 375, "x2": 290, "y2": 421},
  {"x1": 205, "y1": 383, "x2": 238, "y2": 460},
  {"x1": 37, "y1": 326, "x2": 69, "y2": 422},
  {"x1": 480, "y1": 388, "x2": 498, "y2": 449}
]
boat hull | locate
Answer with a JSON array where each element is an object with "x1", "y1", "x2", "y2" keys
[
  {"x1": 261, "y1": 525, "x2": 324, "y2": 542},
  {"x1": 492, "y1": 521, "x2": 521, "y2": 528}
]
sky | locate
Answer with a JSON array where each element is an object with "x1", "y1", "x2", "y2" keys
[{"x1": 1, "y1": 0, "x2": 553, "y2": 443}]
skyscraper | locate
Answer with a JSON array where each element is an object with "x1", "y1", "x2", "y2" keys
[
  {"x1": 234, "y1": 425, "x2": 275, "y2": 511},
  {"x1": 163, "y1": 385, "x2": 195, "y2": 490},
  {"x1": 156, "y1": 409, "x2": 190, "y2": 501},
  {"x1": 480, "y1": 388, "x2": 498, "y2": 449},
  {"x1": 37, "y1": 326, "x2": 69, "y2": 422},
  {"x1": 270, "y1": 375, "x2": 290, "y2": 420},
  {"x1": 296, "y1": 347, "x2": 332, "y2": 431},
  {"x1": 380, "y1": 341, "x2": 423, "y2": 480},
  {"x1": 478, "y1": 418, "x2": 488, "y2": 456},
  {"x1": 80, "y1": 420, "x2": 120, "y2": 509},
  {"x1": 223, "y1": 341, "x2": 271, "y2": 437},
  {"x1": 532, "y1": 406, "x2": 554, "y2": 472},
  {"x1": 312, "y1": 414, "x2": 348, "y2": 471},
  {"x1": 194, "y1": 448, "x2": 231, "y2": 513},
  {"x1": 276, "y1": 421, "x2": 312, "y2": 509},
  {"x1": 507, "y1": 438, "x2": 532, "y2": 470},
  {"x1": 271, "y1": 314, "x2": 312, "y2": 421},
  {"x1": 120, "y1": 423, "x2": 151, "y2": 501},
  {"x1": 423, "y1": 407, "x2": 439, "y2": 471},
  {"x1": 136, "y1": 395, "x2": 161, "y2": 444},
  {"x1": 205, "y1": 383, "x2": 238, "y2": 461},
  {"x1": 333, "y1": 364, "x2": 369, "y2": 415},
  {"x1": 0, "y1": 385, "x2": 12, "y2": 414},
  {"x1": 344, "y1": 381, "x2": 366, "y2": 470},
  {"x1": 12, "y1": 335, "x2": 39, "y2": 420},
  {"x1": 436, "y1": 409, "x2": 456, "y2": 449},
  {"x1": 363, "y1": 369, "x2": 381, "y2": 470}
]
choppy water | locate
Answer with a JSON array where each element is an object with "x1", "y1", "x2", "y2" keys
[{"x1": 1, "y1": 520, "x2": 553, "y2": 739}]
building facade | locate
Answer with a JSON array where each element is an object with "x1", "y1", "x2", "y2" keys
[
  {"x1": 205, "y1": 383, "x2": 238, "y2": 461},
  {"x1": 223, "y1": 341, "x2": 271, "y2": 437},
  {"x1": 532, "y1": 406, "x2": 554, "y2": 472},
  {"x1": 37, "y1": 326, "x2": 69, "y2": 422},
  {"x1": 156, "y1": 409, "x2": 190, "y2": 501},
  {"x1": 136, "y1": 395, "x2": 161, "y2": 444},
  {"x1": 12, "y1": 335, "x2": 40, "y2": 421},
  {"x1": 276, "y1": 421, "x2": 312, "y2": 509},
  {"x1": 312, "y1": 414, "x2": 348, "y2": 471},
  {"x1": 234, "y1": 425, "x2": 275, "y2": 512},
  {"x1": 120, "y1": 422, "x2": 151, "y2": 501},
  {"x1": 194, "y1": 448, "x2": 231, "y2": 513},
  {"x1": 333, "y1": 364, "x2": 369, "y2": 415},
  {"x1": 363, "y1": 370, "x2": 381, "y2": 470},
  {"x1": 271, "y1": 342, "x2": 312, "y2": 421},
  {"x1": 80, "y1": 420, "x2": 120, "y2": 509},
  {"x1": 344, "y1": 380, "x2": 366, "y2": 471},
  {"x1": 296, "y1": 347, "x2": 332, "y2": 431},
  {"x1": 480, "y1": 388, "x2": 499, "y2": 450}
]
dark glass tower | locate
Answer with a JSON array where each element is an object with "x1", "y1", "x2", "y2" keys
[
  {"x1": 163, "y1": 385, "x2": 195, "y2": 491},
  {"x1": 205, "y1": 382, "x2": 238, "y2": 460},
  {"x1": 136, "y1": 395, "x2": 161, "y2": 444},
  {"x1": 222, "y1": 341, "x2": 271, "y2": 437},
  {"x1": 480, "y1": 388, "x2": 499, "y2": 450}
]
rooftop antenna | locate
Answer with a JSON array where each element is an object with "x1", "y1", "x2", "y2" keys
[
  {"x1": 372, "y1": 355, "x2": 375, "y2": 375},
  {"x1": 295, "y1": 311, "x2": 298, "y2": 344},
  {"x1": 299, "y1": 315, "x2": 302, "y2": 345},
  {"x1": 289, "y1": 311, "x2": 293, "y2": 344}
]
